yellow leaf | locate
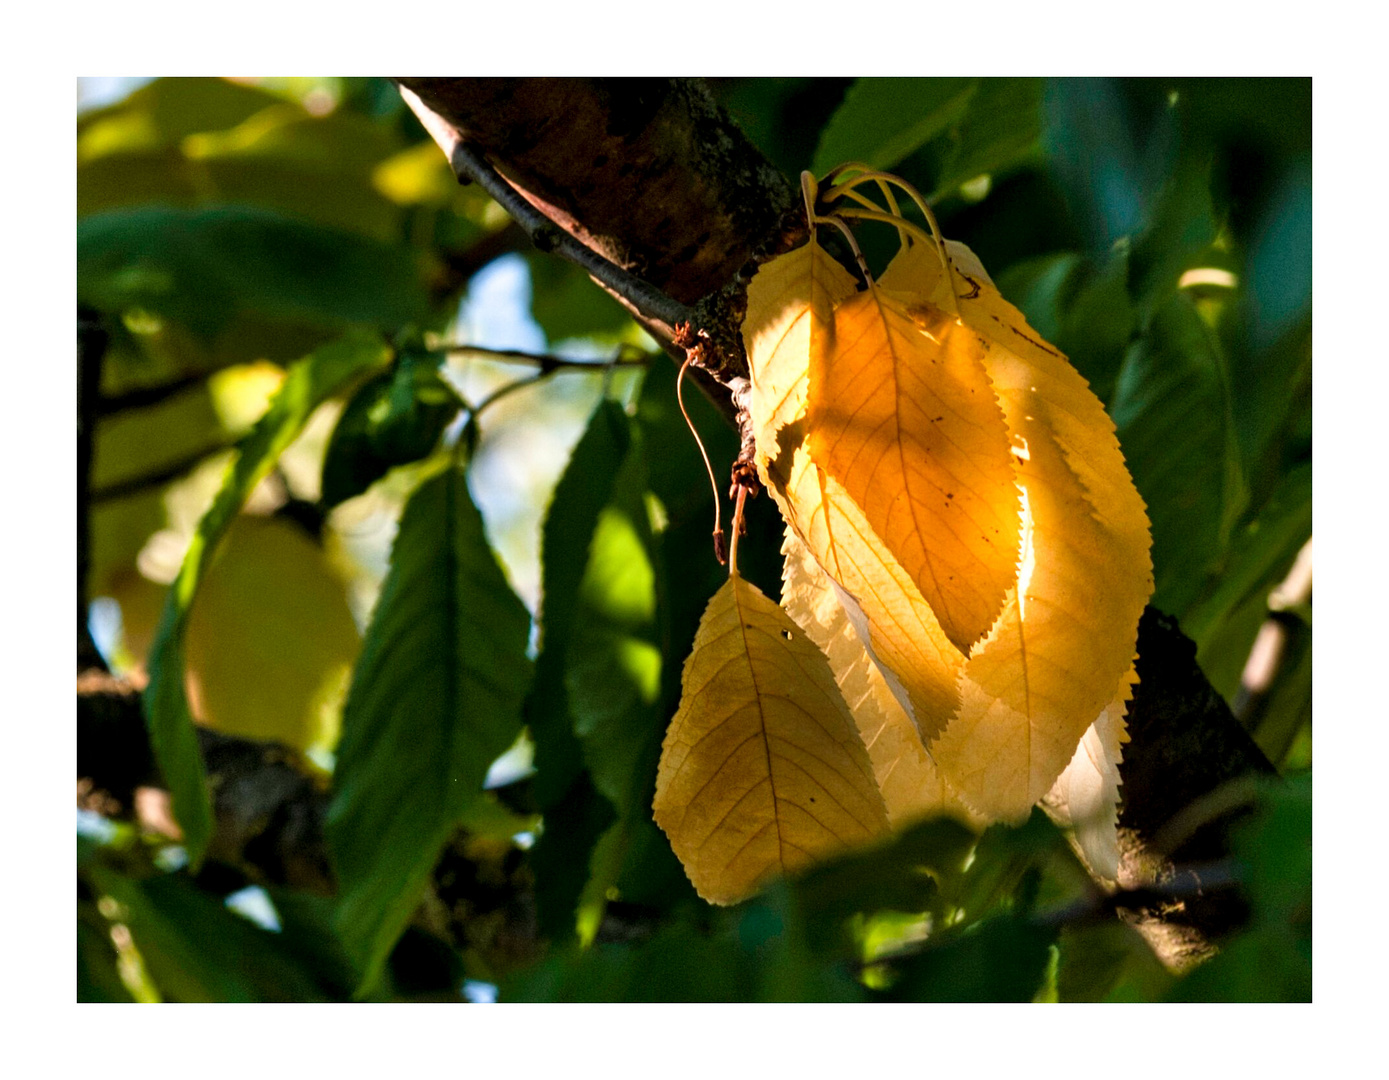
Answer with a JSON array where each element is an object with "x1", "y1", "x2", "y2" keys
[
  {"x1": 808, "y1": 282, "x2": 1021, "y2": 653},
  {"x1": 653, "y1": 572, "x2": 888, "y2": 905},
  {"x1": 743, "y1": 238, "x2": 964, "y2": 743},
  {"x1": 1041, "y1": 665, "x2": 1137, "y2": 882},
  {"x1": 885, "y1": 239, "x2": 1152, "y2": 819},
  {"x1": 779, "y1": 528, "x2": 982, "y2": 831}
]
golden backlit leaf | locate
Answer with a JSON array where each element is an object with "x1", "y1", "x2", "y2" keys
[
  {"x1": 653, "y1": 572, "x2": 888, "y2": 905},
  {"x1": 780, "y1": 528, "x2": 981, "y2": 830},
  {"x1": 808, "y1": 283, "x2": 1020, "y2": 652},
  {"x1": 1041, "y1": 665, "x2": 1137, "y2": 882},
  {"x1": 743, "y1": 239, "x2": 964, "y2": 743},
  {"x1": 884, "y1": 239, "x2": 1152, "y2": 820}
]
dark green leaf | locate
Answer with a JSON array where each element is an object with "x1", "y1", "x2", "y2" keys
[
  {"x1": 1056, "y1": 922, "x2": 1173, "y2": 1002},
  {"x1": 143, "y1": 334, "x2": 389, "y2": 867},
  {"x1": 503, "y1": 922, "x2": 745, "y2": 1003},
  {"x1": 1185, "y1": 463, "x2": 1311, "y2": 696},
  {"x1": 529, "y1": 775, "x2": 617, "y2": 940},
  {"x1": 811, "y1": 78, "x2": 975, "y2": 177},
  {"x1": 882, "y1": 915, "x2": 1055, "y2": 1002},
  {"x1": 86, "y1": 867, "x2": 334, "y2": 1002},
  {"x1": 933, "y1": 78, "x2": 1047, "y2": 198},
  {"x1": 1043, "y1": 78, "x2": 1149, "y2": 254},
  {"x1": 1111, "y1": 293, "x2": 1247, "y2": 614},
  {"x1": 1250, "y1": 629, "x2": 1311, "y2": 767},
  {"x1": 1056, "y1": 254, "x2": 1135, "y2": 404},
  {"x1": 792, "y1": 816, "x2": 978, "y2": 948},
  {"x1": 527, "y1": 400, "x2": 667, "y2": 938},
  {"x1": 1127, "y1": 152, "x2": 1219, "y2": 316},
  {"x1": 78, "y1": 205, "x2": 433, "y2": 344},
  {"x1": 327, "y1": 464, "x2": 532, "y2": 993},
  {"x1": 78, "y1": 898, "x2": 136, "y2": 1002},
  {"x1": 320, "y1": 354, "x2": 460, "y2": 507},
  {"x1": 995, "y1": 252, "x2": 1081, "y2": 345}
]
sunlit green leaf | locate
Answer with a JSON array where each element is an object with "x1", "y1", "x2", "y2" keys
[
  {"x1": 143, "y1": 333, "x2": 389, "y2": 867},
  {"x1": 327, "y1": 464, "x2": 532, "y2": 994}
]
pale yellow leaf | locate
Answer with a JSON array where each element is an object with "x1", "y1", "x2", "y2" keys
[
  {"x1": 881, "y1": 240, "x2": 1152, "y2": 820},
  {"x1": 653, "y1": 572, "x2": 888, "y2": 905},
  {"x1": 1041, "y1": 665, "x2": 1137, "y2": 881},
  {"x1": 743, "y1": 239, "x2": 964, "y2": 743},
  {"x1": 808, "y1": 284, "x2": 1021, "y2": 653},
  {"x1": 779, "y1": 527, "x2": 982, "y2": 830}
]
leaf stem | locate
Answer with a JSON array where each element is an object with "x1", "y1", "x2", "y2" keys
[{"x1": 677, "y1": 354, "x2": 726, "y2": 565}]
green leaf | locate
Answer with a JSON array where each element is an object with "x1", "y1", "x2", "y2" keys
[
  {"x1": 143, "y1": 334, "x2": 389, "y2": 867},
  {"x1": 327, "y1": 464, "x2": 533, "y2": 994},
  {"x1": 1184, "y1": 463, "x2": 1311, "y2": 694},
  {"x1": 882, "y1": 914, "x2": 1056, "y2": 1002},
  {"x1": 78, "y1": 898, "x2": 137, "y2": 1002},
  {"x1": 320, "y1": 354, "x2": 460, "y2": 507},
  {"x1": 86, "y1": 867, "x2": 335, "y2": 1002},
  {"x1": 1111, "y1": 293, "x2": 1247, "y2": 615},
  {"x1": 1056, "y1": 254, "x2": 1136, "y2": 404},
  {"x1": 528, "y1": 400, "x2": 634, "y2": 809},
  {"x1": 1127, "y1": 152, "x2": 1220, "y2": 316},
  {"x1": 78, "y1": 205, "x2": 433, "y2": 344},
  {"x1": 932, "y1": 78, "x2": 1047, "y2": 198},
  {"x1": 811, "y1": 78, "x2": 976, "y2": 177},
  {"x1": 791, "y1": 816, "x2": 978, "y2": 946},
  {"x1": 566, "y1": 431, "x2": 662, "y2": 812},
  {"x1": 529, "y1": 775, "x2": 617, "y2": 940},
  {"x1": 995, "y1": 252, "x2": 1081, "y2": 345},
  {"x1": 80, "y1": 98, "x2": 409, "y2": 241},
  {"x1": 1056, "y1": 922, "x2": 1173, "y2": 1002},
  {"x1": 526, "y1": 400, "x2": 667, "y2": 939}
]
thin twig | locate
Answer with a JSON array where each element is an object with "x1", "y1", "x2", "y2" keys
[
  {"x1": 860, "y1": 859, "x2": 1243, "y2": 975},
  {"x1": 436, "y1": 343, "x2": 650, "y2": 374},
  {"x1": 90, "y1": 441, "x2": 235, "y2": 504},
  {"x1": 676, "y1": 354, "x2": 725, "y2": 565},
  {"x1": 97, "y1": 373, "x2": 208, "y2": 416}
]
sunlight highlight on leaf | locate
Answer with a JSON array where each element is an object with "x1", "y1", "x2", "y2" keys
[
  {"x1": 743, "y1": 238, "x2": 964, "y2": 742},
  {"x1": 809, "y1": 282, "x2": 1021, "y2": 651}
]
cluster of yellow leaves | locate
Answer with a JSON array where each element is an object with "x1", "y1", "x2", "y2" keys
[{"x1": 654, "y1": 169, "x2": 1152, "y2": 904}]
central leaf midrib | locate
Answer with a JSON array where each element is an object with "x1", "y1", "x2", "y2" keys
[{"x1": 732, "y1": 581, "x2": 787, "y2": 873}]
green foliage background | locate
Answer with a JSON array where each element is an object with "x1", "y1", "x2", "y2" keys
[{"x1": 77, "y1": 77, "x2": 1311, "y2": 1003}]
